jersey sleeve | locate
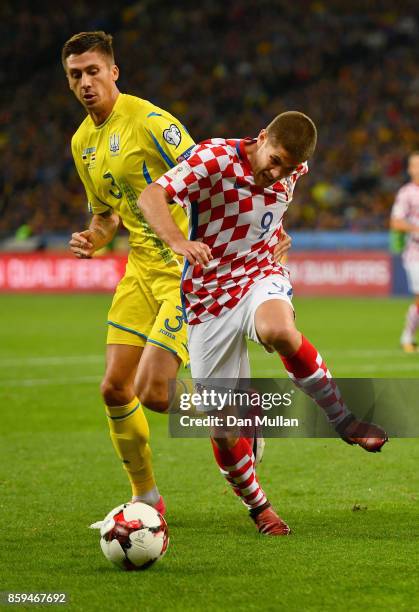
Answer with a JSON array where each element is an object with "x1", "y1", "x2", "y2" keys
[
  {"x1": 142, "y1": 111, "x2": 196, "y2": 169},
  {"x1": 155, "y1": 143, "x2": 229, "y2": 208},
  {"x1": 71, "y1": 136, "x2": 111, "y2": 215},
  {"x1": 391, "y1": 187, "x2": 409, "y2": 220}
]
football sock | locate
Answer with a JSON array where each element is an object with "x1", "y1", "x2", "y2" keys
[
  {"x1": 106, "y1": 397, "x2": 157, "y2": 498},
  {"x1": 280, "y1": 335, "x2": 350, "y2": 426},
  {"x1": 131, "y1": 486, "x2": 160, "y2": 506},
  {"x1": 211, "y1": 438, "x2": 268, "y2": 511},
  {"x1": 401, "y1": 304, "x2": 419, "y2": 344}
]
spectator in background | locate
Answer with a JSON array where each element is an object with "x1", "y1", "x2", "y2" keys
[{"x1": 2, "y1": 1, "x2": 419, "y2": 238}]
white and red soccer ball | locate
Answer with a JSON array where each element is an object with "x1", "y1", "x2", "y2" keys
[{"x1": 98, "y1": 502, "x2": 169, "y2": 570}]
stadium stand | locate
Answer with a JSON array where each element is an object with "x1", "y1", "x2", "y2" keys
[{"x1": 1, "y1": 1, "x2": 419, "y2": 239}]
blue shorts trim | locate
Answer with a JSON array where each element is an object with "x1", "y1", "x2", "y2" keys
[
  {"x1": 108, "y1": 321, "x2": 185, "y2": 361},
  {"x1": 146, "y1": 337, "x2": 179, "y2": 357},
  {"x1": 107, "y1": 320, "x2": 148, "y2": 340}
]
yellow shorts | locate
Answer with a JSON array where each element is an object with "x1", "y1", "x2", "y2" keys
[{"x1": 107, "y1": 248, "x2": 188, "y2": 366}]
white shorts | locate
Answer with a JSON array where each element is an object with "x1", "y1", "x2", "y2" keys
[
  {"x1": 188, "y1": 273, "x2": 293, "y2": 380},
  {"x1": 404, "y1": 262, "x2": 419, "y2": 295}
]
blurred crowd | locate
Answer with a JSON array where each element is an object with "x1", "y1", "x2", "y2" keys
[{"x1": 1, "y1": 0, "x2": 419, "y2": 238}]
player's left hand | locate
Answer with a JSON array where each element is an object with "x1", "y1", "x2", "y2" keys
[
  {"x1": 274, "y1": 231, "x2": 292, "y2": 264},
  {"x1": 69, "y1": 229, "x2": 95, "y2": 259}
]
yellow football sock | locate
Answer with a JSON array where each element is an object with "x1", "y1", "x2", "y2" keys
[{"x1": 106, "y1": 397, "x2": 156, "y2": 498}]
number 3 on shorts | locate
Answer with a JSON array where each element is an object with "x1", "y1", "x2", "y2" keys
[
  {"x1": 258, "y1": 211, "x2": 274, "y2": 239},
  {"x1": 164, "y1": 306, "x2": 184, "y2": 333}
]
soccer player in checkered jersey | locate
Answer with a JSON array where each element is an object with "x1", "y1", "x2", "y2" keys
[
  {"x1": 139, "y1": 111, "x2": 388, "y2": 535},
  {"x1": 390, "y1": 152, "x2": 419, "y2": 352}
]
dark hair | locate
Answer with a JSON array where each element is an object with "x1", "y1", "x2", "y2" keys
[
  {"x1": 62, "y1": 31, "x2": 114, "y2": 68},
  {"x1": 266, "y1": 111, "x2": 317, "y2": 161}
]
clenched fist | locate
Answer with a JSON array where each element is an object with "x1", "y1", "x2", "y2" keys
[{"x1": 69, "y1": 230, "x2": 95, "y2": 259}]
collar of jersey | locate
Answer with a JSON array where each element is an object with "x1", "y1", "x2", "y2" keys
[{"x1": 236, "y1": 138, "x2": 255, "y2": 175}]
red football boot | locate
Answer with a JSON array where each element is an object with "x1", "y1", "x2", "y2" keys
[
  {"x1": 250, "y1": 504, "x2": 291, "y2": 536},
  {"x1": 130, "y1": 495, "x2": 166, "y2": 516},
  {"x1": 336, "y1": 414, "x2": 388, "y2": 452},
  {"x1": 153, "y1": 495, "x2": 166, "y2": 517}
]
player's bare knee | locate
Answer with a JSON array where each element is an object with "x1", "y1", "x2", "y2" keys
[
  {"x1": 257, "y1": 321, "x2": 298, "y2": 352},
  {"x1": 101, "y1": 377, "x2": 132, "y2": 406},
  {"x1": 138, "y1": 383, "x2": 168, "y2": 413}
]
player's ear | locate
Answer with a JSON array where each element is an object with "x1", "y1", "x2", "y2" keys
[
  {"x1": 66, "y1": 74, "x2": 74, "y2": 91},
  {"x1": 111, "y1": 64, "x2": 119, "y2": 82},
  {"x1": 257, "y1": 129, "x2": 267, "y2": 147}
]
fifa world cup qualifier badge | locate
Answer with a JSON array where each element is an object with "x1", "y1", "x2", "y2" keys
[{"x1": 163, "y1": 124, "x2": 182, "y2": 148}]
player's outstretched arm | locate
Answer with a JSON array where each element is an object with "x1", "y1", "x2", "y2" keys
[{"x1": 69, "y1": 210, "x2": 120, "y2": 259}]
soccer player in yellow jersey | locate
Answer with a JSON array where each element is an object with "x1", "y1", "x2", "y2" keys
[{"x1": 62, "y1": 31, "x2": 195, "y2": 513}]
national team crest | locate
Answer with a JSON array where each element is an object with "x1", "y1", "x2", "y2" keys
[
  {"x1": 163, "y1": 124, "x2": 182, "y2": 148},
  {"x1": 109, "y1": 133, "x2": 120, "y2": 156}
]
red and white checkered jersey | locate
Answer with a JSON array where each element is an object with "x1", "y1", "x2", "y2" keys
[
  {"x1": 156, "y1": 138, "x2": 308, "y2": 324},
  {"x1": 391, "y1": 182, "x2": 419, "y2": 264}
]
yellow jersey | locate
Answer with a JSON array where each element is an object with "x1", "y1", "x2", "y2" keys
[{"x1": 71, "y1": 93, "x2": 195, "y2": 262}]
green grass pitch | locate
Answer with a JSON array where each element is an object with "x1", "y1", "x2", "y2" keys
[{"x1": 0, "y1": 295, "x2": 418, "y2": 611}]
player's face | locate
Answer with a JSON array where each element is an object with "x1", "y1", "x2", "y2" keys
[
  {"x1": 251, "y1": 130, "x2": 300, "y2": 188},
  {"x1": 65, "y1": 50, "x2": 119, "y2": 113},
  {"x1": 408, "y1": 155, "x2": 419, "y2": 184}
]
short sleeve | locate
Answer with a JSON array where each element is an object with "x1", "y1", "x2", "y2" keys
[{"x1": 142, "y1": 111, "x2": 196, "y2": 169}]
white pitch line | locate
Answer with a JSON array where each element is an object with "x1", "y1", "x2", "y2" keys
[
  {"x1": 0, "y1": 375, "x2": 102, "y2": 388},
  {"x1": 321, "y1": 349, "x2": 404, "y2": 358},
  {"x1": 0, "y1": 349, "x2": 403, "y2": 368},
  {"x1": 1, "y1": 361, "x2": 419, "y2": 387},
  {"x1": 0, "y1": 355, "x2": 103, "y2": 367}
]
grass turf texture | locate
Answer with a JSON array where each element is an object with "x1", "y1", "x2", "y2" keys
[{"x1": 0, "y1": 295, "x2": 418, "y2": 612}]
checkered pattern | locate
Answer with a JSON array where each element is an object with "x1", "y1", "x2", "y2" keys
[
  {"x1": 156, "y1": 138, "x2": 308, "y2": 324},
  {"x1": 391, "y1": 182, "x2": 419, "y2": 265}
]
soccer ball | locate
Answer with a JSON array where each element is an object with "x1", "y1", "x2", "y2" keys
[{"x1": 98, "y1": 502, "x2": 169, "y2": 570}]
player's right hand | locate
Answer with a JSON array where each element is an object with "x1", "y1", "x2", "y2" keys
[
  {"x1": 69, "y1": 230, "x2": 95, "y2": 259},
  {"x1": 172, "y1": 239, "x2": 213, "y2": 266}
]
